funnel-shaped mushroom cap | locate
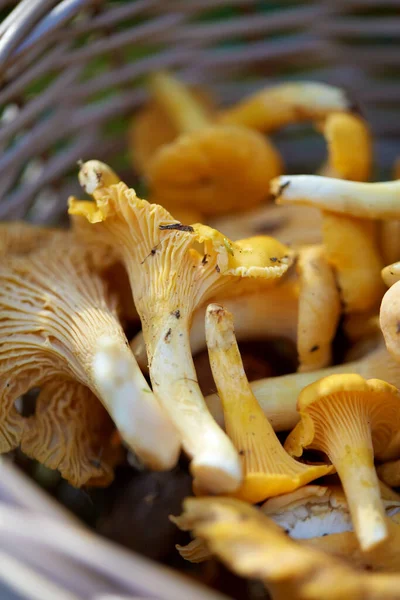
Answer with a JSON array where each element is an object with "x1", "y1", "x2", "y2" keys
[
  {"x1": 382, "y1": 262, "x2": 400, "y2": 287},
  {"x1": 206, "y1": 341, "x2": 400, "y2": 433},
  {"x1": 205, "y1": 303, "x2": 332, "y2": 503},
  {"x1": 272, "y1": 174, "x2": 400, "y2": 219},
  {"x1": 21, "y1": 380, "x2": 120, "y2": 487},
  {"x1": 69, "y1": 161, "x2": 293, "y2": 494},
  {"x1": 131, "y1": 280, "x2": 299, "y2": 371},
  {"x1": 0, "y1": 239, "x2": 179, "y2": 471},
  {"x1": 322, "y1": 212, "x2": 384, "y2": 313},
  {"x1": 173, "y1": 497, "x2": 400, "y2": 600},
  {"x1": 297, "y1": 245, "x2": 340, "y2": 372},
  {"x1": 129, "y1": 87, "x2": 216, "y2": 175},
  {"x1": 380, "y1": 280, "x2": 400, "y2": 363},
  {"x1": 219, "y1": 82, "x2": 350, "y2": 131},
  {"x1": 147, "y1": 125, "x2": 282, "y2": 216},
  {"x1": 285, "y1": 374, "x2": 400, "y2": 550},
  {"x1": 318, "y1": 112, "x2": 372, "y2": 182},
  {"x1": 0, "y1": 221, "x2": 60, "y2": 257}
]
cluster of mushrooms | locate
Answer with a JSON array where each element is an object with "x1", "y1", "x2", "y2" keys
[{"x1": 4, "y1": 72, "x2": 400, "y2": 599}]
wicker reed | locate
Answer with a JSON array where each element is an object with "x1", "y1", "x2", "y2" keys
[{"x1": 1, "y1": 1, "x2": 400, "y2": 598}]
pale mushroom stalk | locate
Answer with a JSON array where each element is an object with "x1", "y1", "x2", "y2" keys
[
  {"x1": 205, "y1": 341, "x2": 400, "y2": 431},
  {"x1": 219, "y1": 82, "x2": 350, "y2": 131},
  {"x1": 0, "y1": 241, "x2": 179, "y2": 471},
  {"x1": 205, "y1": 304, "x2": 332, "y2": 502},
  {"x1": 71, "y1": 160, "x2": 294, "y2": 493},
  {"x1": 131, "y1": 280, "x2": 299, "y2": 372},
  {"x1": 272, "y1": 175, "x2": 400, "y2": 219},
  {"x1": 284, "y1": 375, "x2": 400, "y2": 551},
  {"x1": 145, "y1": 71, "x2": 282, "y2": 216}
]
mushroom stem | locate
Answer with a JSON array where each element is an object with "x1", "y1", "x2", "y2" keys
[
  {"x1": 149, "y1": 72, "x2": 210, "y2": 133},
  {"x1": 145, "y1": 310, "x2": 242, "y2": 494},
  {"x1": 205, "y1": 304, "x2": 332, "y2": 502},
  {"x1": 92, "y1": 335, "x2": 180, "y2": 471},
  {"x1": 272, "y1": 175, "x2": 400, "y2": 219},
  {"x1": 205, "y1": 343, "x2": 400, "y2": 432},
  {"x1": 317, "y1": 416, "x2": 387, "y2": 551}
]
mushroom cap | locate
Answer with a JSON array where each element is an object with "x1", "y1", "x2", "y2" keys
[
  {"x1": 296, "y1": 245, "x2": 340, "y2": 372},
  {"x1": 146, "y1": 124, "x2": 282, "y2": 216},
  {"x1": 21, "y1": 379, "x2": 121, "y2": 487},
  {"x1": 286, "y1": 374, "x2": 400, "y2": 460},
  {"x1": 319, "y1": 112, "x2": 372, "y2": 182},
  {"x1": 380, "y1": 280, "x2": 400, "y2": 363},
  {"x1": 0, "y1": 221, "x2": 61, "y2": 258},
  {"x1": 129, "y1": 87, "x2": 216, "y2": 175},
  {"x1": 382, "y1": 262, "x2": 400, "y2": 288},
  {"x1": 322, "y1": 212, "x2": 384, "y2": 313}
]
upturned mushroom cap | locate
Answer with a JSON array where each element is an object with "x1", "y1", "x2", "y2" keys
[
  {"x1": 382, "y1": 262, "x2": 400, "y2": 287},
  {"x1": 0, "y1": 237, "x2": 179, "y2": 472},
  {"x1": 318, "y1": 112, "x2": 372, "y2": 182},
  {"x1": 20, "y1": 380, "x2": 120, "y2": 487},
  {"x1": 172, "y1": 497, "x2": 400, "y2": 600},
  {"x1": 380, "y1": 280, "x2": 400, "y2": 363},
  {"x1": 272, "y1": 174, "x2": 400, "y2": 219},
  {"x1": 146, "y1": 124, "x2": 282, "y2": 216},
  {"x1": 129, "y1": 86, "x2": 216, "y2": 175},
  {"x1": 69, "y1": 160, "x2": 294, "y2": 494},
  {"x1": 219, "y1": 82, "x2": 350, "y2": 131},
  {"x1": 285, "y1": 374, "x2": 400, "y2": 550},
  {"x1": 297, "y1": 245, "x2": 340, "y2": 372},
  {"x1": 322, "y1": 212, "x2": 384, "y2": 313},
  {"x1": 205, "y1": 303, "x2": 332, "y2": 503}
]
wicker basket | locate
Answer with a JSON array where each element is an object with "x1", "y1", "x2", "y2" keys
[{"x1": 1, "y1": 1, "x2": 400, "y2": 598}]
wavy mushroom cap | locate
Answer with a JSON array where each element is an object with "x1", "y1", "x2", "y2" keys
[
  {"x1": 272, "y1": 174, "x2": 400, "y2": 219},
  {"x1": 297, "y1": 245, "x2": 340, "y2": 372},
  {"x1": 322, "y1": 212, "x2": 384, "y2": 313},
  {"x1": 129, "y1": 87, "x2": 216, "y2": 175},
  {"x1": 219, "y1": 82, "x2": 350, "y2": 131},
  {"x1": 285, "y1": 374, "x2": 400, "y2": 550},
  {"x1": 319, "y1": 112, "x2": 372, "y2": 182},
  {"x1": 172, "y1": 497, "x2": 400, "y2": 600},
  {"x1": 146, "y1": 125, "x2": 282, "y2": 216}
]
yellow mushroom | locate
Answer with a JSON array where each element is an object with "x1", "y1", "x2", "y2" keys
[
  {"x1": 284, "y1": 374, "x2": 400, "y2": 550},
  {"x1": 322, "y1": 211, "x2": 384, "y2": 313},
  {"x1": 0, "y1": 221, "x2": 60, "y2": 257},
  {"x1": 145, "y1": 71, "x2": 282, "y2": 216},
  {"x1": 0, "y1": 238, "x2": 179, "y2": 471},
  {"x1": 272, "y1": 174, "x2": 400, "y2": 219},
  {"x1": 382, "y1": 262, "x2": 400, "y2": 287},
  {"x1": 173, "y1": 497, "x2": 400, "y2": 600},
  {"x1": 69, "y1": 160, "x2": 294, "y2": 494},
  {"x1": 317, "y1": 111, "x2": 372, "y2": 182},
  {"x1": 296, "y1": 245, "x2": 340, "y2": 372},
  {"x1": 219, "y1": 81, "x2": 350, "y2": 132},
  {"x1": 377, "y1": 460, "x2": 400, "y2": 488},
  {"x1": 20, "y1": 379, "x2": 120, "y2": 487},
  {"x1": 205, "y1": 303, "x2": 332, "y2": 503},
  {"x1": 380, "y1": 280, "x2": 400, "y2": 364},
  {"x1": 206, "y1": 340, "x2": 399, "y2": 433},
  {"x1": 131, "y1": 279, "x2": 299, "y2": 372},
  {"x1": 379, "y1": 158, "x2": 400, "y2": 264},
  {"x1": 129, "y1": 85, "x2": 216, "y2": 176}
]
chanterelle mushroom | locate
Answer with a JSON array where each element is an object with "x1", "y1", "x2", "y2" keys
[
  {"x1": 219, "y1": 81, "x2": 350, "y2": 131},
  {"x1": 272, "y1": 174, "x2": 400, "y2": 219},
  {"x1": 380, "y1": 279, "x2": 400, "y2": 364},
  {"x1": 206, "y1": 340, "x2": 400, "y2": 433},
  {"x1": 205, "y1": 304, "x2": 332, "y2": 503},
  {"x1": 144, "y1": 71, "x2": 282, "y2": 216},
  {"x1": 382, "y1": 262, "x2": 400, "y2": 287},
  {"x1": 296, "y1": 245, "x2": 340, "y2": 372},
  {"x1": 69, "y1": 160, "x2": 294, "y2": 494},
  {"x1": 172, "y1": 497, "x2": 400, "y2": 600},
  {"x1": 0, "y1": 237, "x2": 179, "y2": 471},
  {"x1": 0, "y1": 221, "x2": 60, "y2": 257},
  {"x1": 284, "y1": 374, "x2": 400, "y2": 551}
]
